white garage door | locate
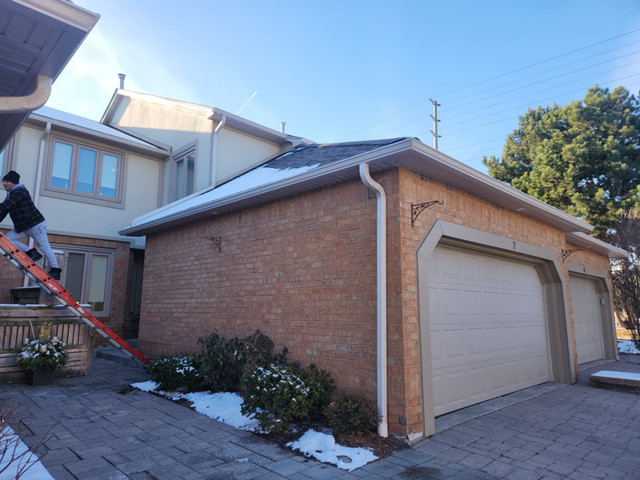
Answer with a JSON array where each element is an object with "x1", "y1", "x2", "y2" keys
[
  {"x1": 570, "y1": 275, "x2": 604, "y2": 364},
  {"x1": 428, "y1": 246, "x2": 552, "y2": 416}
]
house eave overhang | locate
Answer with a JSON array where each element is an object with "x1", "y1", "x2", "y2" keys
[
  {"x1": 0, "y1": 0, "x2": 100, "y2": 150},
  {"x1": 565, "y1": 232, "x2": 628, "y2": 259},
  {"x1": 120, "y1": 138, "x2": 593, "y2": 237}
]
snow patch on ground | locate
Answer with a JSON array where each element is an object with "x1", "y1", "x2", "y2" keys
[
  {"x1": 0, "y1": 424, "x2": 53, "y2": 480},
  {"x1": 131, "y1": 381, "x2": 378, "y2": 471},
  {"x1": 618, "y1": 339, "x2": 640, "y2": 354}
]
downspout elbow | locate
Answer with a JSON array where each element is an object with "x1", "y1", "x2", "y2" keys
[
  {"x1": 0, "y1": 75, "x2": 52, "y2": 113},
  {"x1": 359, "y1": 162, "x2": 388, "y2": 438}
]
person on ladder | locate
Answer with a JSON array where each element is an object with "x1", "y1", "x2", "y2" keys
[{"x1": 0, "y1": 170, "x2": 61, "y2": 280}]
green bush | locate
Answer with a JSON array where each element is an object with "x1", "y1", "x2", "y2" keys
[
  {"x1": 149, "y1": 354, "x2": 205, "y2": 392},
  {"x1": 298, "y1": 363, "x2": 335, "y2": 419},
  {"x1": 324, "y1": 391, "x2": 379, "y2": 435},
  {"x1": 198, "y1": 330, "x2": 287, "y2": 393},
  {"x1": 241, "y1": 362, "x2": 334, "y2": 433},
  {"x1": 241, "y1": 364, "x2": 311, "y2": 433}
]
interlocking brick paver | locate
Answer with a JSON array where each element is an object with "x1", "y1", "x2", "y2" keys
[{"x1": 1, "y1": 355, "x2": 640, "y2": 479}]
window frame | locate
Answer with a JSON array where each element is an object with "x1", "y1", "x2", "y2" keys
[
  {"x1": 44, "y1": 135, "x2": 125, "y2": 208},
  {"x1": 51, "y1": 244, "x2": 115, "y2": 318},
  {"x1": 170, "y1": 143, "x2": 196, "y2": 202}
]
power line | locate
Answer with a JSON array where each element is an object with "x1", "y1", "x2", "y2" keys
[{"x1": 337, "y1": 28, "x2": 640, "y2": 143}]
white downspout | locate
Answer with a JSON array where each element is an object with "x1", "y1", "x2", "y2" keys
[
  {"x1": 210, "y1": 114, "x2": 227, "y2": 187},
  {"x1": 23, "y1": 121, "x2": 51, "y2": 287},
  {"x1": 359, "y1": 162, "x2": 388, "y2": 438}
]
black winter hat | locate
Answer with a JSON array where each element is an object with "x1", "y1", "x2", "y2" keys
[{"x1": 2, "y1": 171, "x2": 19, "y2": 184}]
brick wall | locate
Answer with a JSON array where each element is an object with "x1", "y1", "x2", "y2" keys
[
  {"x1": 138, "y1": 165, "x2": 613, "y2": 438},
  {"x1": 139, "y1": 178, "x2": 381, "y2": 396}
]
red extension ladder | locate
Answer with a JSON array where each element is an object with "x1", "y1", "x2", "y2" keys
[{"x1": 0, "y1": 233, "x2": 150, "y2": 366}]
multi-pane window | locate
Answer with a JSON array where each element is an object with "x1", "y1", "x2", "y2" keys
[
  {"x1": 173, "y1": 147, "x2": 195, "y2": 201},
  {"x1": 49, "y1": 138, "x2": 123, "y2": 202},
  {"x1": 53, "y1": 246, "x2": 114, "y2": 316}
]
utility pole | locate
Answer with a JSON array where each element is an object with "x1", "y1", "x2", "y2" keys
[{"x1": 429, "y1": 98, "x2": 441, "y2": 149}]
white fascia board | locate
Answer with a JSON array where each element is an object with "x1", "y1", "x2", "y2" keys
[
  {"x1": 121, "y1": 137, "x2": 594, "y2": 236},
  {"x1": 14, "y1": 0, "x2": 100, "y2": 31},
  {"x1": 409, "y1": 140, "x2": 593, "y2": 234},
  {"x1": 565, "y1": 232, "x2": 628, "y2": 259}
]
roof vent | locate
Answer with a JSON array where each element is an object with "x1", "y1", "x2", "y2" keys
[{"x1": 118, "y1": 73, "x2": 126, "y2": 89}]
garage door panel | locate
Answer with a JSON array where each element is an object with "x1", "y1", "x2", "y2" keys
[{"x1": 428, "y1": 247, "x2": 552, "y2": 416}]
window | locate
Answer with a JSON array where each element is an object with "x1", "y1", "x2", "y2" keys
[
  {"x1": 172, "y1": 146, "x2": 195, "y2": 201},
  {"x1": 47, "y1": 137, "x2": 123, "y2": 204},
  {"x1": 53, "y1": 246, "x2": 115, "y2": 316}
]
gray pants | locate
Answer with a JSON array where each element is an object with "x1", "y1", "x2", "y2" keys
[{"x1": 6, "y1": 220, "x2": 59, "y2": 268}]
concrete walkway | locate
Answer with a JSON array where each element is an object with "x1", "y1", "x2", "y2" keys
[{"x1": 1, "y1": 354, "x2": 640, "y2": 479}]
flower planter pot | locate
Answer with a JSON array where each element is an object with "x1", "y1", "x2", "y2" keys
[{"x1": 26, "y1": 367, "x2": 55, "y2": 386}]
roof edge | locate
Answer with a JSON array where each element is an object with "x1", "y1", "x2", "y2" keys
[
  {"x1": 565, "y1": 232, "x2": 628, "y2": 258},
  {"x1": 409, "y1": 140, "x2": 593, "y2": 234}
]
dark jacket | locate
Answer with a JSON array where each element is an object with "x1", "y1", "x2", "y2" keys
[{"x1": 0, "y1": 184, "x2": 45, "y2": 232}]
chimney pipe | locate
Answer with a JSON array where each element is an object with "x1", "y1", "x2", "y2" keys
[
  {"x1": 118, "y1": 73, "x2": 126, "y2": 89},
  {"x1": 281, "y1": 122, "x2": 286, "y2": 133}
]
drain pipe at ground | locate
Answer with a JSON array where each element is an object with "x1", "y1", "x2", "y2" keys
[{"x1": 359, "y1": 162, "x2": 388, "y2": 438}]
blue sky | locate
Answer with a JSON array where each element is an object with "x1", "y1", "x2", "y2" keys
[{"x1": 47, "y1": 0, "x2": 640, "y2": 172}]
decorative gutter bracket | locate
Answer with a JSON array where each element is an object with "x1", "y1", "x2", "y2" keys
[
  {"x1": 411, "y1": 201, "x2": 444, "y2": 227},
  {"x1": 561, "y1": 248, "x2": 582, "y2": 263},
  {"x1": 206, "y1": 236, "x2": 222, "y2": 253}
]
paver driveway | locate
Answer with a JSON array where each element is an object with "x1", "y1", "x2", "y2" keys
[{"x1": 0, "y1": 354, "x2": 639, "y2": 479}]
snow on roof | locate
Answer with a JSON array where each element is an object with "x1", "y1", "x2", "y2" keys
[
  {"x1": 31, "y1": 106, "x2": 163, "y2": 150},
  {"x1": 125, "y1": 138, "x2": 408, "y2": 231}
]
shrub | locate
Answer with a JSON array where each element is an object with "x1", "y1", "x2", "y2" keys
[
  {"x1": 241, "y1": 362, "x2": 334, "y2": 433},
  {"x1": 298, "y1": 363, "x2": 335, "y2": 419},
  {"x1": 198, "y1": 330, "x2": 287, "y2": 393},
  {"x1": 324, "y1": 391, "x2": 379, "y2": 435},
  {"x1": 241, "y1": 364, "x2": 311, "y2": 433},
  {"x1": 149, "y1": 354, "x2": 205, "y2": 392}
]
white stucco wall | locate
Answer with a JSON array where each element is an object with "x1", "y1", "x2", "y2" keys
[{"x1": 1, "y1": 124, "x2": 162, "y2": 241}]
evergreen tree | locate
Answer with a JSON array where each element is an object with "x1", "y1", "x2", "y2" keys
[{"x1": 483, "y1": 85, "x2": 640, "y2": 237}]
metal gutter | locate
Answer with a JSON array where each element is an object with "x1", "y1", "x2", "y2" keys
[
  {"x1": 565, "y1": 232, "x2": 628, "y2": 258},
  {"x1": 121, "y1": 137, "x2": 595, "y2": 236}
]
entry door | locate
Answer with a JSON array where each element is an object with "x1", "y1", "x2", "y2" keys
[
  {"x1": 570, "y1": 275, "x2": 604, "y2": 364},
  {"x1": 427, "y1": 247, "x2": 552, "y2": 416}
]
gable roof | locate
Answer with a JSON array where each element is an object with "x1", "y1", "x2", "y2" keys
[
  {"x1": 0, "y1": 0, "x2": 99, "y2": 150},
  {"x1": 101, "y1": 89, "x2": 313, "y2": 149},
  {"x1": 120, "y1": 137, "x2": 594, "y2": 237}
]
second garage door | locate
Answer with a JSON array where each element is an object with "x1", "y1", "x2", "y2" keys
[
  {"x1": 427, "y1": 246, "x2": 552, "y2": 416},
  {"x1": 570, "y1": 275, "x2": 605, "y2": 365}
]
